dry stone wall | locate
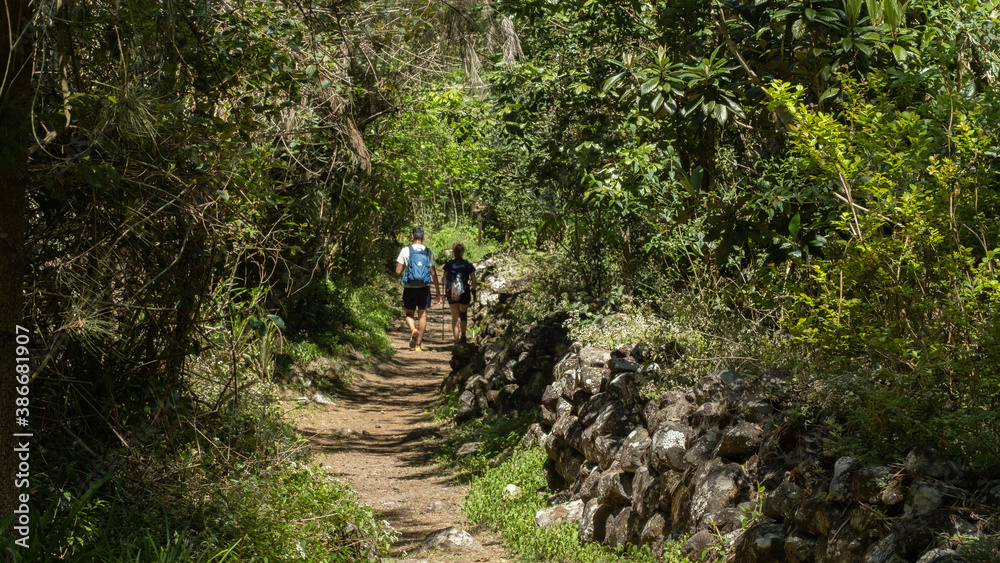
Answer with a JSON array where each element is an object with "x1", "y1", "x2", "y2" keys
[{"x1": 447, "y1": 260, "x2": 1000, "y2": 562}]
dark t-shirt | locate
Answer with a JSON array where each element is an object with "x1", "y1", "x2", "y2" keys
[{"x1": 443, "y1": 259, "x2": 476, "y2": 294}]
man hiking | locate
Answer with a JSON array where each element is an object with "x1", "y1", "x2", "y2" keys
[{"x1": 395, "y1": 226, "x2": 441, "y2": 351}]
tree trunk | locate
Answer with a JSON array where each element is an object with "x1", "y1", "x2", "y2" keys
[{"x1": 0, "y1": 0, "x2": 34, "y2": 535}]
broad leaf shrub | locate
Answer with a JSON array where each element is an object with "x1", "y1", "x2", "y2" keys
[
  {"x1": 284, "y1": 275, "x2": 397, "y2": 360},
  {"x1": 463, "y1": 447, "x2": 686, "y2": 562},
  {"x1": 766, "y1": 78, "x2": 1000, "y2": 464}
]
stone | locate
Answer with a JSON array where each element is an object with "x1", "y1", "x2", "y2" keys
[
  {"x1": 717, "y1": 421, "x2": 765, "y2": 459},
  {"x1": 694, "y1": 375, "x2": 726, "y2": 405},
  {"x1": 905, "y1": 446, "x2": 965, "y2": 485},
  {"x1": 744, "y1": 399, "x2": 776, "y2": 423},
  {"x1": 332, "y1": 428, "x2": 359, "y2": 439},
  {"x1": 682, "y1": 529, "x2": 721, "y2": 561},
  {"x1": 618, "y1": 427, "x2": 651, "y2": 472},
  {"x1": 421, "y1": 527, "x2": 483, "y2": 551},
  {"x1": 646, "y1": 392, "x2": 695, "y2": 433},
  {"x1": 829, "y1": 456, "x2": 858, "y2": 503},
  {"x1": 553, "y1": 352, "x2": 580, "y2": 380},
  {"x1": 735, "y1": 522, "x2": 786, "y2": 563},
  {"x1": 543, "y1": 457, "x2": 566, "y2": 491},
  {"x1": 552, "y1": 414, "x2": 585, "y2": 453},
  {"x1": 650, "y1": 423, "x2": 690, "y2": 472},
  {"x1": 585, "y1": 399, "x2": 632, "y2": 438},
  {"x1": 579, "y1": 467, "x2": 602, "y2": 501},
  {"x1": 580, "y1": 345, "x2": 612, "y2": 368},
  {"x1": 891, "y1": 510, "x2": 951, "y2": 560},
  {"x1": 606, "y1": 372, "x2": 643, "y2": 405},
  {"x1": 827, "y1": 528, "x2": 880, "y2": 562},
  {"x1": 604, "y1": 506, "x2": 633, "y2": 547},
  {"x1": 597, "y1": 462, "x2": 634, "y2": 505},
  {"x1": 593, "y1": 436, "x2": 624, "y2": 471},
  {"x1": 631, "y1": 466, "x2": 660, "y2": 519},
  {"x1": 579, "y1": 498, "x2": 614, "y2": 543},
  {"x1": 449, "y1": 342, "x2": 480, "y2": 371},
  {"x1": 639, "y1": 511, "x2": 667, "y2": 545},
  {"x1": 763, "y1": 481, "x2": 804, "y2": 521},
  {"x1": 541, "y1": 379, "x2": 566, "y2": 410},
  {"x1": 554, "y1": 444, "x2": 586, "y2": 483},
  {"x1": 683, "y1": 429, "x2": 720, "y2": 468},
  {"x1": 535, "y1": 499, "x2": 585, "y2": 529},
  {"x1": 608, "y1": 357, "x2": 640, "y2": 374},
  {"x1": 786, "y1": 530, "x2": 818, "y2": 563},
  {"x1": 522, "y1": 422, "x2": 546, "y2": 448},
  {"x1": 497, "y1": 383, "x2": 522, "y2": 412},
  {"x1": 691, "y1": 401, "x2": 729, "y2": 429},
  {"x1": 851, "y1": 465, "x2": 901, "y2": 506},
  {"x1": 914, "y1": 548, "x2": 965, "y2": 563},
  {"x1": 689, "y1": 459, "x2": 750, "y2": 530},
  {"x1": 454, "y1": 441, "x2": 482, "y2": 459},
  {"x1": 903, "y1": 482, "x2": 943, "y2": 518},
  {"x1": 793, "y1": 497, "x2": 841, "y2": 537},
  {"x1": 578, "y1": 366, "x2": 607, "y2": 395},
  {"x1": 847, "y1": 505, "x2": 880, "y2": 532},
  {"x1": 540, "y1": 403, "x2": 558, "y2": 425},
  {"x1": 864, "y1": 536, "x2": 907, "y2": 563},
  {"x1": 577, "y1": 393, "x2": 608, "y2": 427},
  {"x1": 555, "y1": 396, "x2": 573, "y2": 420},
  {"x1": 455, "y1": 390, "x2": 480, "y2": 423},
  {"x1": 313, "y1": 391, "x2": 336, "y2": 405},
  {"x1": 503, "y1": 484, "x2": 522, "y2": 500}
]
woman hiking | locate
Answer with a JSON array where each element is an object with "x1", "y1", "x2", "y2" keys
[{"x1": 442, "y1": 242, "x2": 477, "y2": 345}]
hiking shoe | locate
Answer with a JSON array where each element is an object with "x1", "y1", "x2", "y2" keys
[
  {"x1": 414, "y1": 345, "x2": 422, "y2": 352},
  {"x1": 460, "y1": 334, "x2": 467, "y2": 344},
  {"x1": 408, "y1": 330, "x2": 419, "y2": 349}
]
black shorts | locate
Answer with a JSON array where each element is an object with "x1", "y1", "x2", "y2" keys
[
  {"x1": 447, "y1": 290, "x2": 471, "y2": 306},
  {"x1": 402, "y1": 286, "x2": 432, "y2": 311}
]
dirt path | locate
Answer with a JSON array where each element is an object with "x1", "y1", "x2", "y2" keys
[{"x1": 294, "y1": 305, "x2": 509, "y2": 562}]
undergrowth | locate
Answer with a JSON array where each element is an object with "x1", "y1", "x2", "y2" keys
[
  {"x1": 463, "y1": 447, "x2": 688, "y2": 563},
  {"x1": 435, "y1": 409, "x2": 538, "y2": 481},
  {"x1": 6, "y1": 285, "x2": 395, "y2": 561},
  {"x1": 284, "y1": 274, "x2": 398, "y2": 362}
]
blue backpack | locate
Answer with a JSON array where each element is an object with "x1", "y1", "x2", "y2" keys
[{"x1": 402, "y1": 246, "x2": 432, "y2": 285}]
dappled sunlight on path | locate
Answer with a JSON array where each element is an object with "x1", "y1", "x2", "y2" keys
[{"x1": 294, "y1": 305, "x2": 509, "y2": 561}]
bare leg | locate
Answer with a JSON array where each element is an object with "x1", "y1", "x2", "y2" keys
[
  {"x1": 449, "y1": 303, "x2": 461, "y2": 342},
  {"x1": 459, "y1": 304, "x2": 469, "y2": 341},
  {"x1": 404, "y1": 309, "x2": 417, "y2": 332},
  {"x1": 416, "y1": 309, "x2": 427, "y2": 345}
]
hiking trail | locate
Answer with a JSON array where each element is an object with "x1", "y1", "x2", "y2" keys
[{"x1": 294, "y1": 305, "x2": 509, "y2": 562}]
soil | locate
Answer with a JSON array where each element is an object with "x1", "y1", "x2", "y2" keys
[{"x1": 292, "y1": 305, "x2": 510, "y2": 562}]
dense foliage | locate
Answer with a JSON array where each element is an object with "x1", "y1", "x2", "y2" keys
[
  {"x1": 467, "y1": 0, "x2": 1000, "y2": 463},
  {"x1": 4, "y1": 0, "x2": 1000, "y2": 556}
]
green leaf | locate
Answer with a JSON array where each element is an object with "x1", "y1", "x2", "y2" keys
[
  {"x1": 805, "y1": 8, "x2": 817, "y2": 20},
  {"x1": 305, "y1": 64, "x2": 316, "y2": 76},
  {"x1": 819, "y1": 87, "x2": 840, "y2": 102},
  {"x1": 891, "y1": 45, "x2": 907, "y2": 62},
  {"x1": 650, "y1": 92, "x2": 664, "y2": 112},
  {"x1": 602, "y1": 72, "x2": 625, "y2": 92},
  {"x1": 789, "y1": 212, "x2": 801, "y2": 239},
  {"x1": 640, "y1": 77, "x2": 659, "y2": 95},
  {"x1": 690, "y1": 166, "x2": 704, "y2": 192}
]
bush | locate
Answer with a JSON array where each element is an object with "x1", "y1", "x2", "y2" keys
[
  {"x1": 765, "y1": 79, "x2": 1000, "y2": 465},
  {"x1": 425, "y1": 221, "x2": 499, "y2": 263},
  {"x1": 284, "y1": 275, "x2": 397, "y2": 360}
]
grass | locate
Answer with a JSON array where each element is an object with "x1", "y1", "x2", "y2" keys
[{"x1": 462, "y1": 447, "x2": 688, "y2": 562}]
